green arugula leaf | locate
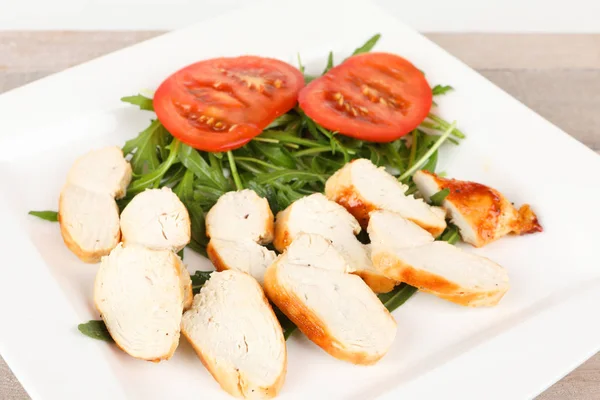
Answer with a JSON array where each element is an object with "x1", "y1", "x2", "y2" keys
[
  {"x1": 439, "y1": 224, "x2": 460, "y2": 245},
  {"x1": 432, "y1": 85, "x2": 453, "y2": 96},
  {"x1": 78, "y1": 320, "x2": 113, "y2": 342},
  {"x1": 121, "y1": 94, "x2": 154, "y2": 111},
  {"x1": 255, "y1": 169, "x2": 326, "y2": 185},
  {"x1": 323, "y1": 51, "x2": 334, "y2": 74},
  {"x1": 178, "y1": 144, "x2": 229, "y2": 191},
  {"x1": 273, "y1": 306, "x2": 297, "y2": 340},
  {"x1": 127, "y1": 140, "x2": 181, "y2": 195},
  {"x1": 227, "y1": 151, "x2": 243, "y2": 191},
  {"x1": 123, "y1": 119, "x2": 168, "y2": 174},
  {"x1": 378, "y1": 284, "x2": 418, "y2": 312},
  {"x1": 430, "y1": 188, "x2": 450, "y2": 206},
  {"x1": 351, "y1": 33, "x2": 381, "y2": 56},
  {"x1": 191, "y1": 270, "x2": 213, "y2": 294},
  {"x1": 28, "y1": 210, "x2": 58, "y2": 222}
]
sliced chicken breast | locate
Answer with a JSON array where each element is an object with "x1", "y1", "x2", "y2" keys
[
  {"x1": 120, "y1": 187, "x2": 191, "y2": 252},
  {"x1": 282, "y1": 233, "x2": 350, "y2": 273},
  {"x1": 59, "y1": 146, "x2": 132, "y2": 263},
  {"x1": 205, "y1": 190, "x2": 276, "y2": 283},
  {"x1": 325, "y1": 159, "x2": 446, "y2": 237},
  {"x1": 274, "y1": 193, "x2": 396, "y2": 293},
  {"x1": 369, "y1": 210, "x2": 509, "y2": 307},
  {"x1": 264, "y1": 233, "x2": 397, "y2": 365},
  {"x1": 94, "y1": 244, "x2": 191, "y2": 361},
  {"x1": 66, "y1": 146, "x2": 132, "y2": 199},
  {"x1": 182, "y1": 270, "x2": 286, "y2": 399},
  {"x1": 207, "y1": 239, "x2": 277, "y2": 285},
  {"x1": 413, "y1": 170, "x2": 542, "y2": 247},
  {"x1": 58, "y1": 185, "x2": 121, "y2": 263},
  {"x1": 206, "y1": 189, "x2": 274, "y2": 244}
]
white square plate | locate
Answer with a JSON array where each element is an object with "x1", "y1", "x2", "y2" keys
[{"x1": 1, "y1": 1, "x2": 599, "y2": 399}]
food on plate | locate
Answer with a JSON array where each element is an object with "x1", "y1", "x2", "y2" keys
[
  {"x1": 58, "y1": 146, "x2": 132, "y2": 263},
  {"x1": 65, "y1": 146, "x2": 132, "y2": 198},
  {"x1": 274, "y1": 193, "x2": 397, "y2": 293},
  {"x1": 325, "y1": 158, "x2": 446, "y2": 236},
  {"x1": 182, "y1": 270, "x2": 286, "y2": 399},
  {"x1": 120, "y1": 187, "x2": 191, "y2": 252},
  {"x1": 154, "y1": 56, "x2": 305, "y2": 152},
  {"x1": 413, "y1": 170, "x2": 542, "y2": 247},
  {"x1": 264, "y1": 233, "x2": 397, "y2": 365},
  {"x1": 59, "y1": 186, "x2": 121, "y2": 263},
  {"x1": 299, "y1": 52, "x2": 433, "y2": 142},
  {"x1": 205, "y1": 189, "x2": 276, "y2": 284},
  {"x1": 369, "y1": 210, "x2": 509, "y2": 307},
  {"x1": 94, "y1": 244, "x2": 192, "y2": 361}
]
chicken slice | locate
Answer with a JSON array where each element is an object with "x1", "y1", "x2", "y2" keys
[
  {"x1": 274, "y1": 193, "x2": 396, "y2": 293},
  {"x1": 66, "y1": 146, "x2": 132, "y2": 199},
  {"x1": 94, "y1": 244, "x2": 191, "y2": 361},
  {"x1": 282, "y1": 233, "x2": 350, "y2": 273},
  {"x1": 207, "y1": 239, "x2": 277, "y2": 286},
  {"x1": 120, "y1": 187, "x2": 191, "y2": 253},
  {"x1": 325, "y1": 158, "x2": 446, "y2": 237},
  {"x1": 59, "y1": 146, "x2": 132, "y2": 263},
  {"x1": 413, "y1": 170, "x2": 542, "y2": 247},
  {"x1": 182, "y1": 270, "x2": 286, "y2": 399},
  {"x1": 206, "y1": 189, "x2": 274, "y2": 244},
  {"x1": 264, "y1": 233, "x2": 397, "y2": 365},
  {"x1": 369, "y1": 210, "x2": 509, "y2": 307},
  {"x1": 58, "y1": 185, "x2": 120, "y2": 263},
  {"x1": 205, "y1": 190, "x2": 276, "y2": 283}
]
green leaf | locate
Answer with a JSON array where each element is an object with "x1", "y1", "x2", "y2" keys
[
  {"x1": 251, "y1": 141, "x2": 297, "y2": 169},
  {"x1": 273, "y1": 306, "x2": 297, "y2": 340},
  {"x1": 323, "y1": 51, "x2": 334, "y2": 74},
  {"x1": 127, "y1": 140, "x2": 181, "y2": 195},
  {"x1": 255, "y1": 169, "x2": 326, "y2": 185},
  {"x1": 121, "y1": 94, "x2": 154, "y2": 111},
  {"x1": 351, "y1": 33, "x2": 381, "y2": 56},
  {"x1": 177, "y1": 249, "x2": 184, "y2": 260},
  {"x1": 78, "y1": 320, "x2": 113, "y2": 342},
  {"x1": 430, "y1": 188, "x2": 450, "y2": 206},
  {"x1": 178, "y1": 144, "x2": 229, "y2": 191},
  {"x1": 432, "y1": 85, "x2": 454, "y2": 96},
  {"x1": 191, "y1": 270, "x2": 213, "y2": 294},
  {"x1": 439, "y1": 224, "x2": 460, "y2": 245},
  {"x1": 378, "y1": 284, "x2": 418, "y2": 312},
  {"x1": 227, "y1": 151, "x2": 243, "y2": 191},
  {"x1": 398, "y1": 122, "x2": 456, "y2": 181},
  {"x1": 28, "y1": 210, "x2": 58, "y2": 222},
  {"x1": 123, "y1": 119, "x2": 167, "y2": 174},
  {"x1": 427, "y1": 113, "x2": 465, "y2": 139},
  {"x1": 296, "y1": 53, "x2": 305, "y2": 74}
]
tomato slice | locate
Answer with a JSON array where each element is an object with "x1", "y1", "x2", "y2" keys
[
  {"x1": 298, "y1": 53, "x2": 432, "y2": 142},
  {"x1": 154, "y1": 56, "x2": 304, "y2": 152}
]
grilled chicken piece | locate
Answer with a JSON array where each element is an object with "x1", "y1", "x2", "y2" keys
[
  {"x1": 413, "y1": 170, "x2": 542, "y2": 247},
  {"x1": 58, "y1": 146, "x2": 132, "y2": 263},
  {"x1": 66, "y1": 146, "x2": 132, "y2": 199},
  {"x1": 59, "y1": 185, "x2": 121, "y2": 263},
  {"x1": 264, "y1": 233, "x2": 396, "y2": 365},
  {"x1": 182, "y1": 270, "x2": 286, "y2": 399},
  {"x1": 120, "y1": 187, "x2": 191, "y2": 253},
  {"x1": 369, "y1": 210, "x2": 509, "y2": 307},
  {"x1": 274, "y1": 193, "x2": 397, "y2": 293},
  {"x1": 94, "y1": 244, "x2": 192, "y2": 361},
  {"x1": 205, "y1": 190, "x2": 276, "y2": 284},
  {"x1": 325, "y1": 158, "x2": 446, "y2": 237}
]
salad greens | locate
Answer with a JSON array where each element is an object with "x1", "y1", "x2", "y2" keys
[
  {"x1": 28, "y1": 210, "x2": 58, "y2": 222},
  {"x1": 78, "y1": 320, "x2": 113, "y2": 342}
]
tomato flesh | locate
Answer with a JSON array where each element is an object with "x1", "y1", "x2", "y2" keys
[
  {"x1": 298, "y1": 52, "x2": 432, "y2": 142},
  {"x1": 154, "y1": 56, "x2": 304, "y2": 152}
]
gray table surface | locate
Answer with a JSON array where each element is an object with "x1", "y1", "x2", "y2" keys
[{"x1": 0, "y1": 32, "x2": 598, "y2": 399}]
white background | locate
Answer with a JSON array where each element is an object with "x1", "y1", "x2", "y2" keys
[{"x1": 0, "y1": 0, "x2": 599, "y2": 32}]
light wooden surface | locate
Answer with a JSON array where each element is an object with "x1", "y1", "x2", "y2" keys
[{"x1": 0, "y1": 32, "x2": 598, "y2": 399}]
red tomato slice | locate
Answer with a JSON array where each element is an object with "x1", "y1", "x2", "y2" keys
[
  {"x1": 298, "y1": 52, "x2": 432, "y2": 142},
  {"x1": 154, "y1": 56, "x2": 304, "y2": 152}
]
